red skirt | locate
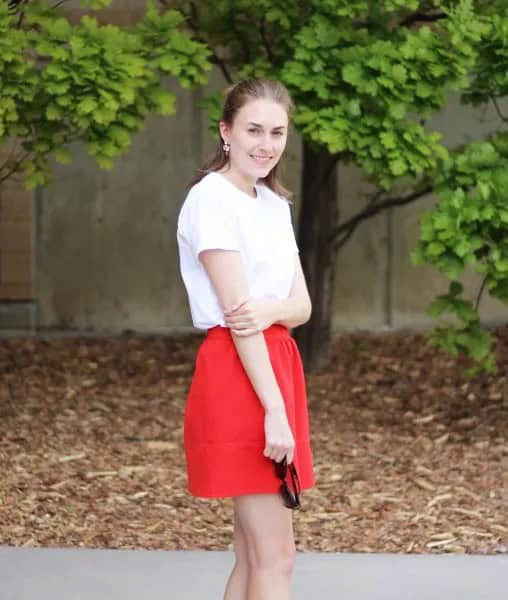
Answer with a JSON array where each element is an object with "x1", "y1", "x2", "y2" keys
[{"x1": 183, "y1": 324, "x2": 315, "y2": 498}]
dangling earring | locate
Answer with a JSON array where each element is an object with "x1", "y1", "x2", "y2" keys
[{"x1": 223, "y1": 141, "x2": 230, "y2": 155}]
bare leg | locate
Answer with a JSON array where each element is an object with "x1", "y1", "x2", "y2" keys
[
  {"x1": 234, "y1": 494, "x2": 295, "y2": 600},
  {"x1": 223, "y1": 509, "x2": 249, "y2": 600}
]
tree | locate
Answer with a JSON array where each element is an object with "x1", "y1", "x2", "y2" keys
[
  {"x1": 168, "y1": 0, "x2": 507, "y2": 373},
  {"x1": 0, "y1": 0, "x2": 210, "y2": 188},
  {"x1": 411, "y1": 5, "x2": 508, "y2": 375}
]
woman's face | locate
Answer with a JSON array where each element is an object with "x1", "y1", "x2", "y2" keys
[{"x1": 220, "y1": 98, "x2": 289, "y2": 180}]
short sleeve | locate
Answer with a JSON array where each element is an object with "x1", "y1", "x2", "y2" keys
[
  {"x1": 187, "y1": 190, "x2": 240, "y2": 260},
  {"x1": 286, "y1": 202, "x2": 299, "y2": 254}
]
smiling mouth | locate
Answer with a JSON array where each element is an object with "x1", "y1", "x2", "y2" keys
[{"x1": 250, "y1": 155, "x2": 273, "y2": 161}]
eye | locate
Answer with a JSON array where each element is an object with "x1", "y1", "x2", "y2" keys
[{"x1": 247, "y1": 128, "x2": 284, "y2": 136}]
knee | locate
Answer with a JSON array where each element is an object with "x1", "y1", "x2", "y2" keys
[
  {"x1": 277, "y1": 549, "x2": 296, "y2": 578},
  {"x1": 248, "y1": 545, "x2": 296, "y2": 578}
]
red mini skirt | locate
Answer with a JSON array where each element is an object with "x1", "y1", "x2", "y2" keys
[{"x1": 183, "y1": 324, "x2": 315, "y2": 498}]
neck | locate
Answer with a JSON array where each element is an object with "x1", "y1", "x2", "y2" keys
[{"x1": 220, "y1": 165, "x2": 258, "y2": 198}]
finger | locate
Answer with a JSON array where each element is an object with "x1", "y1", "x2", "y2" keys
[
  {"x1": 232, "y1": 328, "x2": 257, "y2": 337},
  {"x1": 224, "y1": 310, "x2": 241, "y2": 320},
  {"x1": 224, "y1": 303, "x2": 240, "y2": 314},
  {"x1": 228, "y1": 319, "x2": 249, "y2": 328},
  {"x1": 225, "y1": 298, "x2": 250, "y2": 314},
  {"x1": 265, "y1": 445, "x2": 281, "y2": 462},
  {"x1": 272, "y1": 446, "x2": 286, "y2": 463},
  {"x1": 225, "y1": 318, "x2": 241, "y2": 328},
  {"x1": 231, "y1": 328, "x2": 248, "y2": 336}
]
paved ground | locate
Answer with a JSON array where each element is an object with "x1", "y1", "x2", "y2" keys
[{"x1": 1, "y1": 547, "x2": 507, "y2": 600}]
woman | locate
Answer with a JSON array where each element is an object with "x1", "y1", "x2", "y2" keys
[{"x1": 176, "y1": 78, "x2": 315, "y2": 600}]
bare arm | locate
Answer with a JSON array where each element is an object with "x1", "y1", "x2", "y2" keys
[
  {"x1": 199, "y1": 250, "x2": 284, "y2": 412},
  {"x1": 272, "y1": 254, "x2": 312, "y2": 329}
]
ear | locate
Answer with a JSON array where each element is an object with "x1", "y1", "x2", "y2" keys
[{"x1": 219, "y1": 120, "x2": 230, "y2": 143}]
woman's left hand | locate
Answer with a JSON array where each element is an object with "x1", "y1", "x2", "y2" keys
[{"x1": 224, "y1": 297, "x2": 278, "y2": 335}]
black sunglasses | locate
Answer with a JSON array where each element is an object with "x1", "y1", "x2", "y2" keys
[{"x1": 272, "y1": 457, "x2": 301, "y2": 510}]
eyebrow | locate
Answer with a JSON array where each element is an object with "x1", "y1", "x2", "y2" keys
[{"x1": 247, "y1": 122, "x2": 286, "y2": 130}]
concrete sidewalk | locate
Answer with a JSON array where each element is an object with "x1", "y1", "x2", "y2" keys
[{"x1": 1, "y1": 546, "x2": 506, "y2": 600}]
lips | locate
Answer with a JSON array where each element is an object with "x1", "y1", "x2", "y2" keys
[{"x1": 250, "y1": 155, "x2": 273, "y2": 163}]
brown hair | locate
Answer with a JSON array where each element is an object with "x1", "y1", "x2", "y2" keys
[{"x1": 188, "y1": 78, "x2": 294, "y2": 201}]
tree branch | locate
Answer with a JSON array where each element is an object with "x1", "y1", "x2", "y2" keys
[
  {"x1": 0, "y1": 151, "x2": 32, "y2": 184},
  {"x1": 230, "y1": 14, "x2": 251, "y2": 65},
  {"x1": 259, "y1": 17, "x2": 275, "y2": 65},
  {"x1": 180, "y1": 1, "x2": 234, "y2": 84},
  {"x1": 0, "y1": 137, "x2": 20, "y2": 171},
  {"x1": 7, "y1": 0, "x2": 30, "y2": 27},
  {"x1": 328, "y1": 185, "x2": 433, "y2": 249},
  {"x1": 51, "y1": 0, "x2": 72, "y2": 9},
  {"x1": 475, "y1": 275, "x2": 488, "y2": 312},
  {"x1": 7, "y1": 0, "x2": 25, "y2": 9},
  {"x1": 399, "y1": 10, "x2": 447, "y2": 28},
  {"x1": 209, "y1": 51, "x2": 234, "y2": 84},
  {"x1": 332, "y1": 189, "x2": 383, "y2": 251},
  {"x1": 491, "y1": 96, "x2": 508, "y2": 123}
]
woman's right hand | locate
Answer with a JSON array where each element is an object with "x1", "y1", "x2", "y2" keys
[{"x1": 263, "y1": 405, "x2": 295, "y2": 464}]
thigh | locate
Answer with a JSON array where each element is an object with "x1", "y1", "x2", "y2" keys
[
  {"x1": 233, "y1": 494, "x2": 295, "y2": 566},
  {"x1": 232, "y1": 506, "x2": 248, "y2": 563}
]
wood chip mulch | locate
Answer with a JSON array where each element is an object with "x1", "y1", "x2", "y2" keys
[{"x1": 0, "y1": 326, "x2": 507, "y2": 555}]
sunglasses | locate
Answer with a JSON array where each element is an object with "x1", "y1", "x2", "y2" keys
[{"x1": 272, "y1": 457, "x2": 301, "y2": 510}]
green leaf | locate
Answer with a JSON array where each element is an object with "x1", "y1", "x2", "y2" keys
[
  {"x1": 455, "y1": 300, "x2": 477, "y2": 323},
  {"x1": 440, "y1": 257, "x2": 464, "y2": 279},
  {"x1": 109, "y1": 125, "x2": 131, "y2": 148},
  {"x1": 389, "y1": 157, "x2": 407, "y2": 175},
  {"x1": 380, "y1": 131, "x2": 397, "y2": 149},
  {"x1": 347, "y1": 99, "x2": 361, "y2": 117},
  {"x1": 389, "y1": 103, "x2": 406, "y2": 119},
  {"x1": 79, "y1": 0, "x2": 112, "y2": 10},
  {"x1": 416, "y1": 82, "x2": 433, "y2": 98},
  {"x1": 96, "y1": 154, "x2": 115, "y2": 169},
  {"x1": 54, "y1": 147, "x2": 72, "y2": 164},
  {"x1": 48, "y1": 18, "x2": 72, "y2": 41},
  {"x1": 410, "y1": 245, "x2": 425, "y2": 265},
  {"x1": 391, "y1": 64, "x2": 407, "y2": 83},
  {"x1": 146, "y1": 88, "x2": 175, "y2": 115},
  {"x1": 94, "y1": 107, "x2": 116, "y2": 125},
  {"x1": 342, "y1": 64, "x2": 362, "y2": 86},
  {"x1": 465, "y1": 330, "x2": 491, "y2": 361},
  {"x1": 449, "y1": 281, "x2": 463, "y2": 296},
  {"x1": 427, "y1": 297, "x2": 450, "y2": 318},
  {"x1": 77, "y1": 97, "x2": 98, "y2": 115},
  {"x1": 46, "y1": 104, "x2": 62, "y2": 120}
]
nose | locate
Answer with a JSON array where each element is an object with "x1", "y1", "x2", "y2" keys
[{"x1": 258, "y1": 133, "x2": 274, "y2": 151}]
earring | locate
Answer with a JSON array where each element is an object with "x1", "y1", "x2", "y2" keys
[{"x1": 223, "y1": 141, "x2": 230, "y2": 155}]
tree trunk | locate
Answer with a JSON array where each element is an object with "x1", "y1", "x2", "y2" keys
[{"x1": 293, "y1": 142, "x2": 339, "y2": 372}]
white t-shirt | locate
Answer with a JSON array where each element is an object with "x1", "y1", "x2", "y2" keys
[{"x1": 176, "y1": 171, "x2": 299, "y2": 330}]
